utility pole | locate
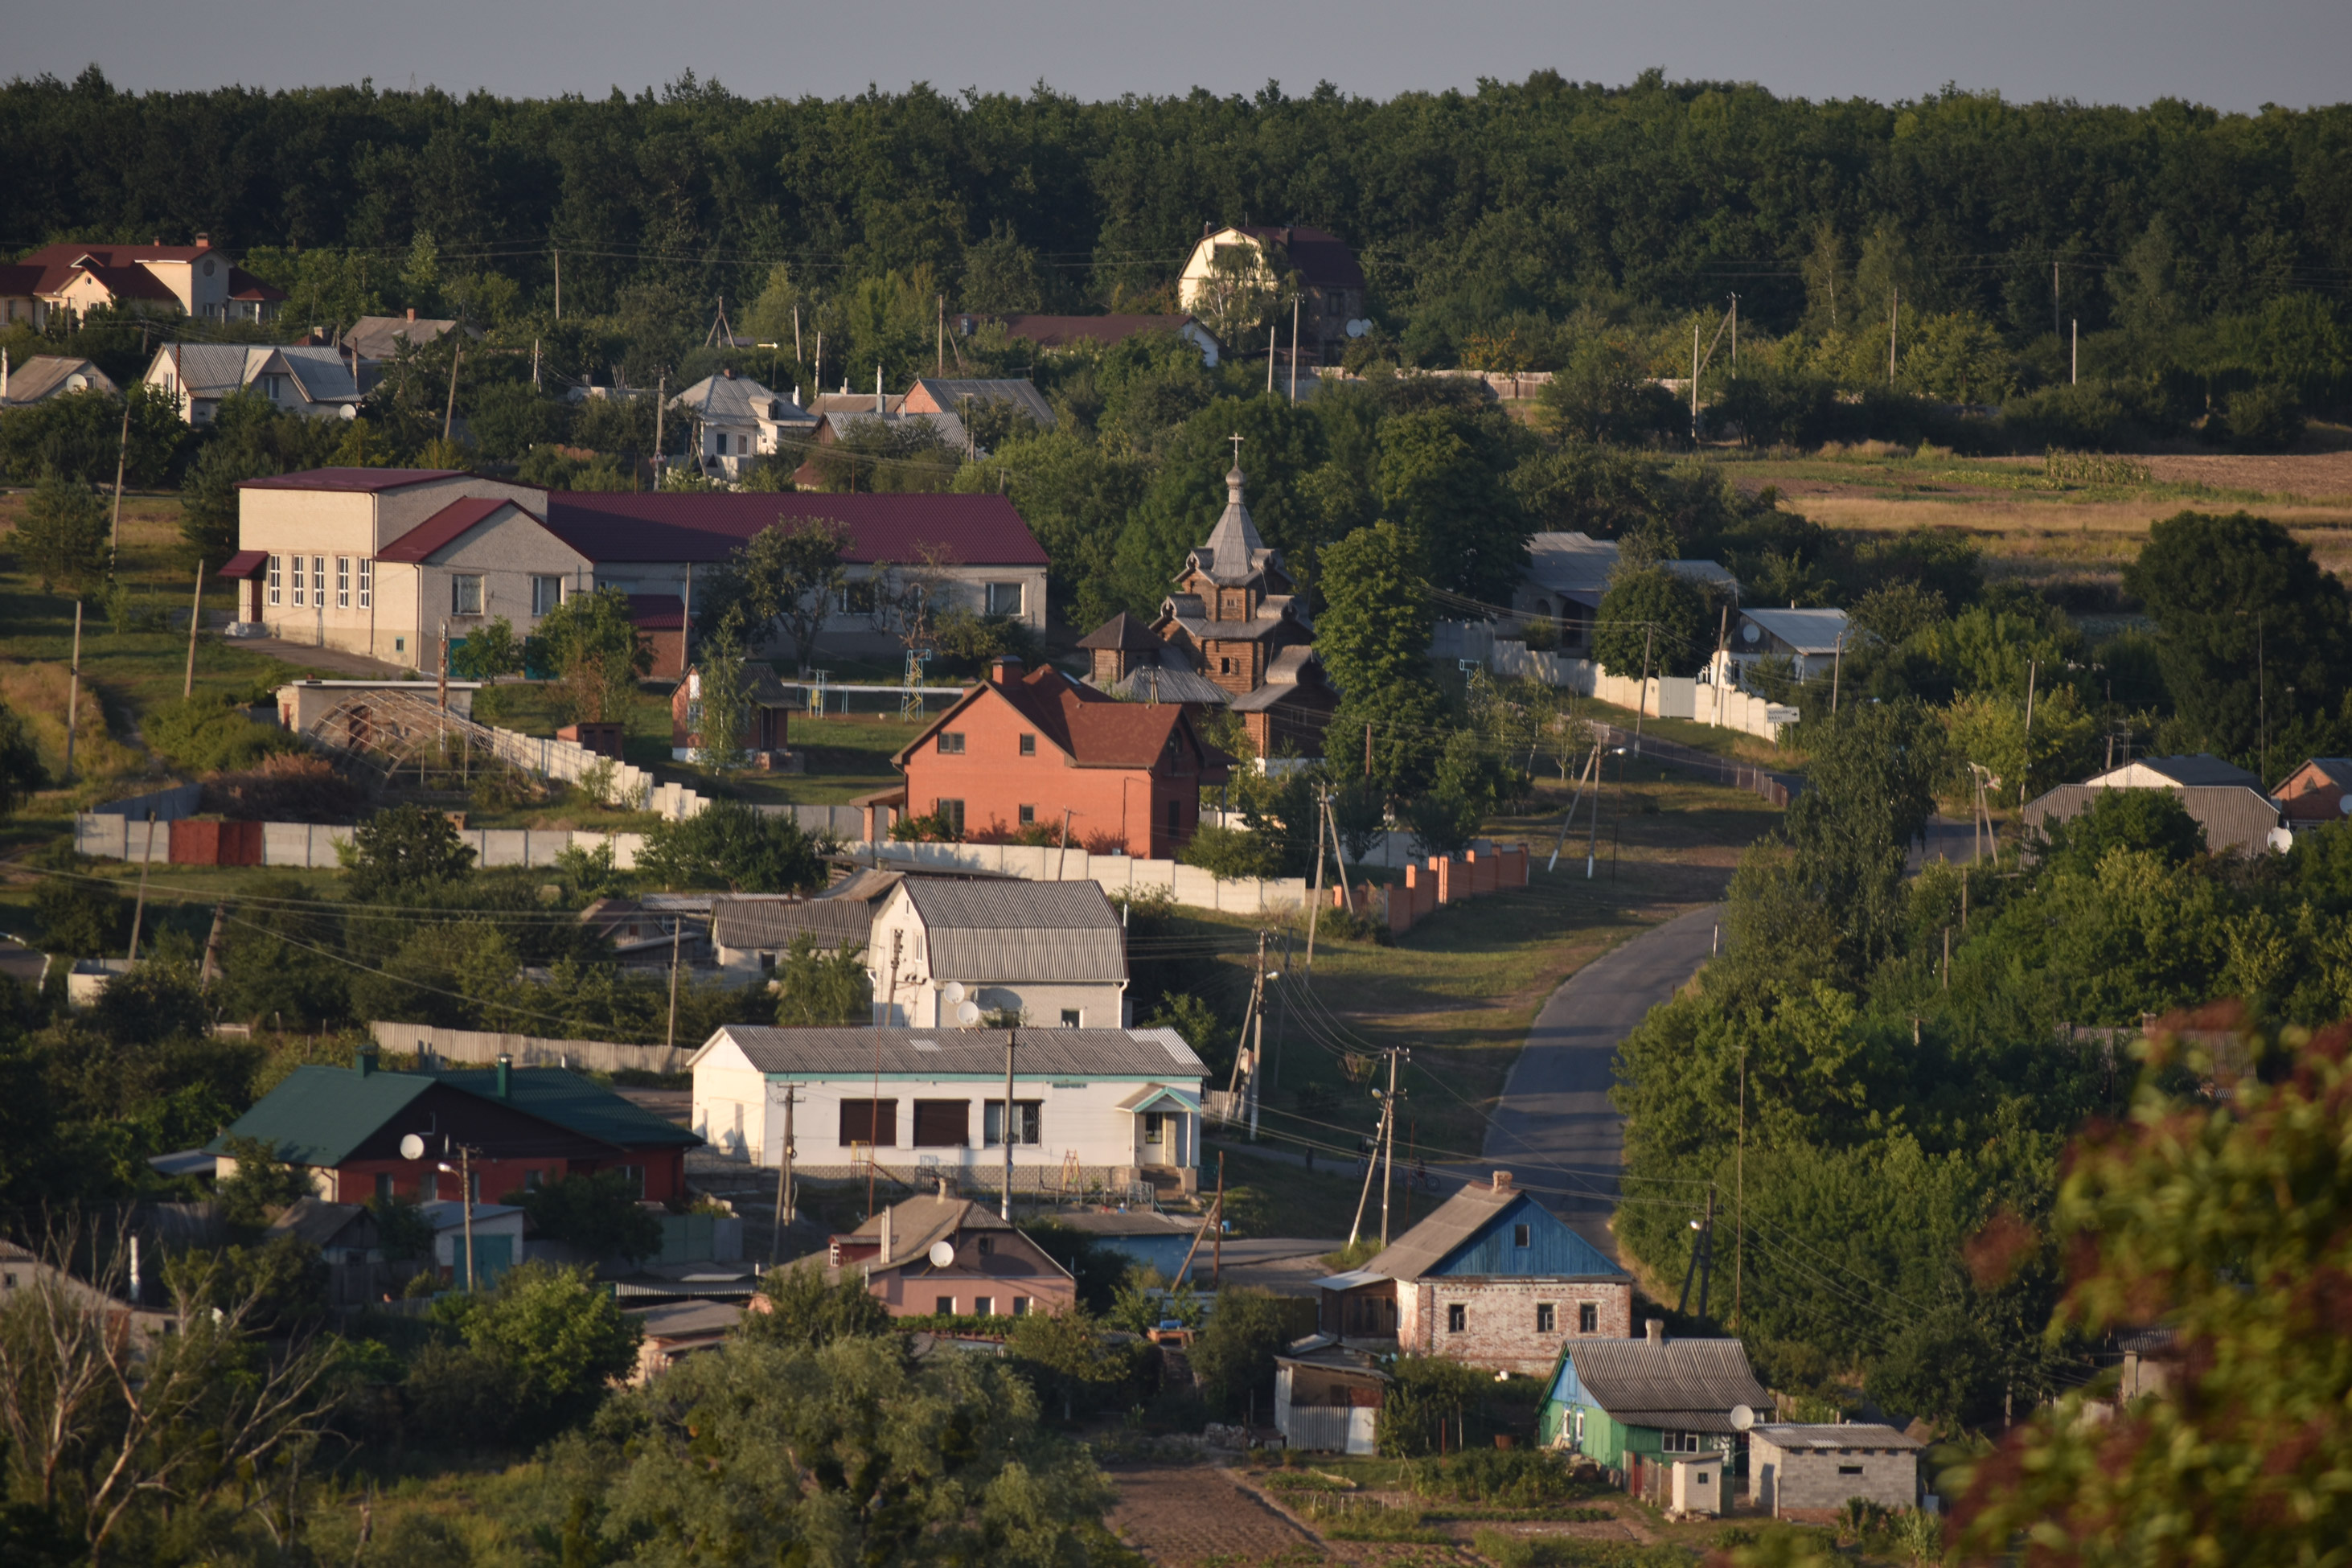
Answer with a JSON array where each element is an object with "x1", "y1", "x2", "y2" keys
[
  {"x1": 773, "y1": 1086, "x2": 796, "y2": 1260},
  {"x1": 531, "y1": 338, "x2": 540, "y2": 391},
  {"x1": 438, "y1": 1146, "x2": 478, "y2": 1287},
  {"x1": 1304, "y1": 786, "x2": 1329, "y2": 971},
  {"x1": 437, "y1": 620, "x2": 449, "y2": 713},
  {"x1": 1364, "y1": 721, "x2": 1373, "y2": 779},
  {"x1": 183, "y1": 562, "x2": 204, "y2": 697},
  {"x1": 654, "y1": 371, "x2": 666, "y2": 478},
  {"x1": 2021, "y1": 659, "x2": 2038, "y2": 811},
  {"x1": 1002, "y1": 1029, "x2": 1016, "y2": 1220},
  {"x1": 1888, "y1": 288, "x2": 1900, "y2": 383},
  {"x1": 793, "y1": 302, "x2": 802, "y2": 364},
  {"x1": 2052, "y1": 260, "x2": 2061, "y2": 346},
  {"x1": 2071, "y1": 319, "x2": 2079, "y2": 385},
  {"x1": 1632, "y1": 626, "x2": 1655, "y2": 755},
  {"x1": 1347, "y1": 1075, "x2": 1389, "y2": 1249},
  {"x1": 127, "y1": 811, "x2": 158, "y2": 963},
  {"x1": 109, "y1": 394, "x2": 130, "y2": 570},
  {"x1": 64, "y1": 601, "x2": 81, "y2": 785},
  {"x1": 1733, "y1": 1047, "x2": 1745, "y2": 1329},
  {"x1": 1689, "y1": 322, "x2": 1700, "y2": 438},
  {"x1": 1830, "y1": 632, "x2": 1845, "y2": 715},
  {"x1": 1266, "y1": 318, "x2": 1277, "y2": 394},
  {"x1": 870, "y1": 930, "x2": 902, "y2": 1217},
  {"x1": 199, "y1": 903, "x2": 228, "y2": 990},
  {"x1": 1289, "y1": 295, "x2": 1300, "y2": 403},
  {"x1": 937, "y1": 293, "x2": 945, "y2": 376},
  {"x1": 552, "y1": 248, "x2": 560, "y2": 320},
  {"x1": 1213, "y1": 1154, "x2": 1225, "y2": 1287},
  {"x1": 1548, "y1": 742, "x2": 1602, "y2": 873},
  {"x1": 441, "y1": 334, "x2": 462, "y2": 443},
  {"x1": 666, "y1": 909, "x2": 683, "y2": 1050},
  {"x1": 1379, "y1": 1048, "x2": 1404, "y2": 1246},
  {"x1": 2258, "y1": 614, "x2": 2268, "y2": 785},
  {"x1": 1729, "y1": 293, "x2": 1738, "y2": 369}
]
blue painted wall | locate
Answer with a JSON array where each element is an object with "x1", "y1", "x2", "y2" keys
[{"x1": 1426, "y1": 1192, "x2": 1626, "y2": 1279}]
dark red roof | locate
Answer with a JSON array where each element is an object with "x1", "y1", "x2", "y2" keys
[
  {"x1": 219, "y1": 548, "x2": 269, "y2": 580},
  {"x1": 625, "y1": 593, "x2": 685, "y2": 630},
  {"x1": 12, "y1": 240, "x2": 216, "y2": 295},
  {"x1": 999, "y1": 314, "x2": 1200, "y2": 349},
  {"x1": 227, "y1": 267, "x2": 286, "y2": 302},
  {"x1": 1227, "y1": 225, "x2": 1365, "y2": 291},
  {"x1": 540, "y1": 492, "x2": 1046, "y2": 567},
  {"x1": 237, "y1": 468, "x2": 467, "y2": 493},
  {"x1": 376, "y1": 497, "x2": 540, "y2": 563},
  {"x1": 0, "y1": 264, "x2": 43, "y2": 294},
  {"x1": 70, "y1": 262, "x2": 180, "y2": 304}
]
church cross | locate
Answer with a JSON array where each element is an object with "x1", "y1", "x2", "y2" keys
[{"x1": 1227, "y1": 432, "x2": 1245, "y2": 466}]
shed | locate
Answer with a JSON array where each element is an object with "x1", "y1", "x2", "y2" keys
[
  {"x1": 1748, "y1": 1422, "x2": 1923, "y2": 1521},
  {"x1": 626, "y1": 1299, "x2": 745, "y2": 1383},
  {"x1": 1042, "y1": 1209, "x2": 1210, "y2": 1283},
  {"x1": 1274, "y1": 1334, "x2": 1389, "y2": 1454}
]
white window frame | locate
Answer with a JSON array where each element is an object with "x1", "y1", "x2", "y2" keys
[
  {"x1": 313, "y1": 556, "x2": 325, "y2": 608},
  {"x1": 289, "y1": 555, "x2": 306, "y2": 607},
  {"x1": 266, "y1": 554, "x2": 282, "y2": 607},
  {"x1": 335, "y1": 556, "x2": 350, "y2": 610},
  {"x1": 985, "y1": 581, "x2": 1024, "y2": 617},
  {"x1": 452, "y1": 574, "x2": 483, "y2": 617},
  {"x1": 532, "y1": 576, "x2": 562, "y2": 617},
  {"x1": 358, "y1": 558, "x2": 371, "y2": 610}
]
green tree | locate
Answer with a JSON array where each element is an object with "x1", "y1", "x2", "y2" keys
[
  {"x1": 1191, "y1": 1288, "x2": 1299, "y2": 1418},
  {"x1": 1784, "y1": 699, "x2": 1939, "y2": 977},
  {"x1": 531, "y1": 585, "x2": 653, "y2": 725},
  {"x1": 1316, "y1": 520, "x2": 1433, "y2": 700},
  {"x1": 14, "y1": 468, "x2": 109, "y2": 593},
  {"x1": 695, "y1": 518, "x2": 851, "y2": 667},
  {"x1": 2124, "y1": 511, "x2": 2352, "y2": 766},
  {"x1": 339, "y1": 802, "x2": 478, "y2": 900},
  {"x1": 436, "y1": 1261, "x2": 642, "y2": 1439},
  {"x1": 690, "y1": 634, "x2": 752, "y2": 771},
  {"x1": 448, "y1": 615, "x2": 524, "y2": 681},
  {"x1": 739, "y1": 1260, "x2": 893, "y2": 1348},
  {"x1": 511, "y1": 1171, "x2": 663, "y2": 1262},
  {"x1": 1593, "y1": 564, "x2": 1709, "y2": 679},
  {"x1": 774, "y1": 934, "x2": 872, "y2": 1026},
  {"x1": 635, "y1": 797, "x2": 824, "y2": 893},
  {"x1": 1535, "y1": 337, "x2": 1681, "y2": 445},
  {"x1": 0, "y1": 702, "x2": 47, "y2": 817},
  {"x1": 1375, "y1": 405, "x2": 1529, "y2": 606},
  {"x1": 214, "y1": 1134, "x2": 316, "y2": 1230}
]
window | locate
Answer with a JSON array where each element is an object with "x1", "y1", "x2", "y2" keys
[
  {"x1": 358, "y1": 557, "x2": 371, "y2": 609},
  {"x1": 974, "y1": 1296, "x2": 996, "y2": 1316},
  {"x1": 452, "y1": 574, "x2": 483, "y2": 616},
  {"x1": 259, "y1": 372, "x2": 285, "y2": 401},
  {"x1": 840, "y1": 1099, "x2": 898, "y2": 1148},
  {"x1": 1012, "y1": 1297, "x2": 1031, "y2": 1316},
  {"x1": 1018, "y1": 804, "x2": 1036, "y2": 825},
  {"x1": 1059, "y1": 1008, "x2": 1082, "y2": 1028},
  {"x1": 421, "y1": 1171, "x2": 438, "y2": 1201},
  {"x1": 1578, "y1": 1301, "x2": 1598, "y2": 1333},
  {"x1": 1837, "y1": 1464, "x2": 1864, "y2": 1476},
  {"x1": 936, "y1": 799, "x2": 965, "y2": 835},
  {"x1": 267, "y1": 555, "x2": 282, "y2": 606},
  {"x1": 938, "y1": 732, "x2": 966, "y2": 755},
  {"x1": 835, "y1": 580, "x2": 877, "y2": 614},
  {"x1": 1536, "y1": 1303, "x2": 1556, "y2": 1333},
  {"x1": 393, "y1": 636, "x2": 405, "y2": 655},
  {"x1": 758, "y1": 951, "x2": 777, "y2": 974},
  {"x1": 983, "y1": 1101, "x2": 1042, "y2": 1147},
  {"x1": 1143, "y1": 1113, "x2": 1166, "y2": 1147},
  {"x1": 911, "y1": 1099, "x2": 971, "y2": 1147},
  {"x1": 936, "y1": 1295, "x2": 956, "y2": 1316},
  {"x1": 1019, "y1": 733, "x2": 1036, "y2": 756},
  {"x1": 1513, "y1": 1223, "x2": 1532, "y2": 1248},
  {"x1": 985, "y1": 581, "x2": 1024, "y2": 617},
  {"x1": 335, "y1": 556, "x2": 350, "y2": 609},
  {"x1": 532, "y1": 576, "x2": 563, "y2": 616},
  {"x1": 1661, "y1": 1431, "x2": 1705, "y2": 1454},
  {"x1": 290, "y1": 554, "x2": 306, "y2": 606},
  {"x1": 976, "y1": 1236, "x2": 992, "y2": 1254},
  {"x1": 376, "y1": 1172, "x2": 394, "y2": 1201},
  {"x1": 525, "y1": 1169, "x2": 544, "y2": 1191},
  {"x1": 1447, "y1": 1303, "x2": 1466, "y2": 1333},
  {"x1": 1166, "y1": 799, "x2": 1181, "y2": 835},
  {"x1": 1219, "y1": 656, "x2": 1232, "y2": 674},
  {"x1": 314, "y1": 557, "x2": 325, "y2": 606},
  {"x1": 617, "y1": 1165, "x2": 646, "y2": 1198}
]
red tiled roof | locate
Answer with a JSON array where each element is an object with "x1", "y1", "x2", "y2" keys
[
  {"x1": 237, "y1": 468, "x2": 468, "y2": 493},
  {"x1": 625, "y1": 593, "x2": 685, "y2": 630},
  {"x1": 540, "y1": 492, "x2": 1046, "y2": 567},
  {"x1": 900, "y1": 666, "x2": 1224, "y2": 774},
  {"x1": 219, "y1": 549, "x2": 269, "y2": 580},
  {"x1": 226, "y1": 266, "x2": 286, "y2": 302},
  {"x1": 376, "y1": 497, "x2": 539, "y2": 563}
]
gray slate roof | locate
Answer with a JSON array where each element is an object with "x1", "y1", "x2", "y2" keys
[
  {"x1": 1102, "y1": 660, "x2": 1233, "y2": 707},
  {"x1": 700, "y1": 1025, "x2": 1205, "y2": 1079},
  {"x1": 901, "y1": 879, "x2": 1126, "y2": 983},
  {"x1": 2087, "y1": 753, "x2": 2263, "y2": 790},
  {"x1": 1527, "y1": 532, "x2": 1739, "y2": 597},
  {"x1": 1741, "y1": 608, "x2": 1849, "y2": 656},
  {"x1": 343, "y1": 314, "x2": 465, "y2": 361},
  {"x1": 2, "y1": 355, "x2": 116, "y2": 404},
  {"x1": 711, "y1": 895, "x2": 876, "y2": 954},
  {"x1": 910, "y1": 378, "x2": 1057, "y2": 429},
  {"x1": 672, "y1": 372, "x2": 815, "y2": 428},
  {"x1": 1184, "y1": 466, "x2": 1278, "y2": 586},
  {"x1": 2025, "y1": 782, "x2": 2284, "y2": 859},
  {"x1": 1565, "y1": 1338, "x2": 1771, "y2": 1433},
  {"x1": 1749, "y1": 1423, "x2": 1922, "y2": 1451}
]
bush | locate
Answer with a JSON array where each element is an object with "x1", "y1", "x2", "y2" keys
[
  {"x1": 430, "y1": 1261, "x2": 642, "y2": 1441},
  {"x1": 2216, "y1": 383, "x2": 2305, "y2": 453},
  {"x1": 740, "y1": 1260, "x2": 893, "y2": 1348},
  {"x1": 144, "y1": 693, "x2": 300, "y2": 774},
  {"x1": 634, "y1": 796, "x2": 824, "y2": 892},
  {"x1": 1191, "y1": 1287, "x2": 1299, "y2": 1418},
  {"x1": 1380, "y1": 1355, "x2": 1492, "y2": 1457},
  {"x1": 339, "y1": 802, "x2": 477, "y2": 898},
  {"x1": 511, "y1": 1170, "x2": 663, "y2": 1261},
  {"x1": 2001, "y1": 383, "x2": 2149, "y2": 452},
  {"x1": 1179, "y1": 822, "x2": 1283, "y2": 880},
  {"x1": 201, "y1": 753, "x2": 364, "y2": 821}
]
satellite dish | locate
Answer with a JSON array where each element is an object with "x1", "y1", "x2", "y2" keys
[
  {"x1": 942, "y1": 982, "x2": 966, "y2": 1005},
  {"x1": 1730, "y1": 1404, "x2": 1756, "y2": 1432},
  {"x1": 956, "y1": 1000, "x2": 982, "y2": 1027},
  {"x1": 1741, "y1": 623, "x2": 1759, "y2": 644},
  {"x1": 2338, "y1": 794, "x2": 2352, "y2": 815},
  {"x1": 928, "y1": 1239, "x2": 957, "y2": 1268},
  {"x1": 399, "y1": 1133, "x2": 425, "y2": 1161},
  {"x1": 1344, "y1": 318, "x2": 1371, "y2": 339}
]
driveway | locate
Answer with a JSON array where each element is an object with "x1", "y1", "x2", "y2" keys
[{"x1": 1480, "y1": 904, "x2": 1724, "y2": 1258}]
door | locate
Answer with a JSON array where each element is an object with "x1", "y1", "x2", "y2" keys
[
  {"x1": 452, "y1": 1234, "x2": 513, "y2": 1288},
  {"x1": 913, "y1": 1100, "x2": 971, "y2": 1147}
]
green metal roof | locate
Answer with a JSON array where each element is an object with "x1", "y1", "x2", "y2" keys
[
  {"x1": 207, "y1": 1067, "x2": 436, "y2": 1167},
  {"x1": 430, "y1": 1066, "x2": 702, "y2": 1150}
]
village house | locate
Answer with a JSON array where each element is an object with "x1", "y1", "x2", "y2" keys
[
  {"x1": 1514, "y1": 532, "x2": 1740, "y2": 658},
  {"x1": 709, "y1": 870, "x2": 900, "y2": 981},
  {"x1": 209, "y1": 1046, "x2": 701, "y2": 1205},
  {"x1": 0, "y1": 236, "x2": 284, "y2": 330},
  {"x1": 688, "y1": 1024, "x2": 1206, "y2": 1194},
  {"x1": 668, "y1": 368, "x2": 817, "y2": 480},
  {"x1": 881, "y1": 657, "x2": 1229, "y2": 857},
  {"x1": 866, "y1": 877, "x2": 1128, "y2": 1029},
  {"x1": 0, "y1": 352, "x2": 117, "y2": 406},
  {"x1": 2024, "y1": 753, "x2": 2291, "y2": 858},
  {"x1": 1312, "y1": 1171, "x2": 1632, "y2": 1376},
  {"x1": 803, "y1": 1191, "x2": 1077, "y2": 1319},
  {"x1": 580, "y1": 894, "x2": 714, "y2": 971},
  {"x1": 900, "y1": 376, "x2": 1057, "y2": 433},
  {"x1": 1538, "y1": 1324, "x2": 1774, "y2": 1500},
  {"x1": 339, "y1": 310, "x2": 471, "y2": 373},
  {"x1": 1712, "y1": 607, "x2": 1850, "y2": 688},
  {"x1": 223, "y1": 467, "x2": 1048, "y2": 670},
  {"x1": 669, "y1": 659, "x2": 795, "y2": 762},
  {"x1": 1177, "y1": 224, "x2": 1366, "y2": 365},
  {"x1": 2269, "y1": 757, "x2": 2352, "y2": 824},
  {"x1": 1748, "y1": 1422, "x2": 1924, "y2": 1521},
  {"x1": 142, "y1": 343, "x2": 363, "y2": 425}
]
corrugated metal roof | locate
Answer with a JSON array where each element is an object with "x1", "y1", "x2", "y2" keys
[
  {"x1": 207, "y1": 1067, "x2": 434, "y2": 1165},
  {"x1": 2025, "y1": 782, "x2": 2284, "y2": 859},
  {"x1": 704, "y1": 1025, "x2": 1204, "y2": 1078},
  {"x1": 1741, "y1": 608, "x2": 1849, "y2": 655},
  {"x1": 540, "y1": 491, "x2": 1045, "y2": 567},
  {"x1": 908, "y1": 378, "x2": 1057, "y2": 430},
  {"x1": 1750, "y1": 1423, "x2": 1922, "y2": 1451},
  {"x1": 1371, "y1": 1182, "x2": 1511, "y2": 1279},
  {"x1": 711, "y1": 895, "x2": 875, "y2": 953},
  {"x1": 2087, "y1": 753, "x2": 2262, "y2": 789},
  {"x1": 1, "y1": 355, "x2": 116, "y2": 404},
  {"x1": 240, "y1": 467, "x2": 467, "y2": 492},
  {"x1": 429, "y1": 1065, "x2": 704, "y2": 1149},
  {"x1": 904, "y1": 880, "x2": 1125, "y2": 982},
  {"x1": 1565, "y1": 1338, "x2": 1770, "y2": 1422},
  {"x1": 1102, "y1": 663, "x2": 1233, "y2": 706}
]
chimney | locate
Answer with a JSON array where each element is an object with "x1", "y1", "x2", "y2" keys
[
  {"x1": 1203, "y1": 220, "x2": 1217, "y2": 237},
  {"x1": 1645, "y1": 1319, "x2": 1665, "y2": 1345},
  {"x1": 355, "y1": 1044, "x2": 379, "y2": 1077},
  {"x1": 405, "y1": 307, "x2": 418, "y2": 322},
  {"x1": 722, "y1": 365, "x2": 735, "y2": 378},
  {"x1": 194, "y1": 233, "x2": 211, "y2": 249},
  {"x1": 879, "y1": 1205, "x2": 893, "y2": 1265},
  {"x1": 991, "y1": 656, "x2": 1024, "y2": 686},
  {"x1": 1492, "y1": 1171, "x2": 1513, "y2": 1191},
  {"x1": 495, "y1": 1053, "x2": 512, "y2": 1098}
]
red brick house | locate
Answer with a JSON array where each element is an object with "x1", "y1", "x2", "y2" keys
[
  {"x1": 806, "y1": 1192, "x2": 1076, "y2": 1319},
  {"x1": 2273, "y1": 757, "x2": 2352, "y2": 824},
  {"x1": 207, "y1": 1049, "x2": 700, "y2": 1205},
  {"x1": 884, "y1": 658, "x2": 1229, "y2": 856}
]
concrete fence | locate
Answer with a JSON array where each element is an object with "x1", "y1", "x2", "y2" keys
[
  {"x1": 1435, "y1": 624, "x2": 1798, "y2": 744},
  {"x1": 371, "y1": 1021, "x2": 689, "y2": 1074}
]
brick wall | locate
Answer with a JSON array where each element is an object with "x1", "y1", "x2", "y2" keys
[
  {"x1": 1405, "y1": 1278, "x2": 1635, "y2": 1376},
  {"x1": 1756, "y1": 1445, "x2": 1919, "y2": 1517}
]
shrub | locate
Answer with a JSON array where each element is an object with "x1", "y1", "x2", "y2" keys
[
  {"x1": 1179, "y1": 822, "x2": 1283, "y2": 880},
  {"x1": 2216, "y1": 383, "x2": 2304, "y2": 453},
  {"x1": 740, "y1": 1260, "x2": 893, "y2": 1348},
  {"x1": 339, "y1": 802, "x2": 477, "y2": 898},
  {"x1": 511, "y1": 1170, "x2": 663, "y2": 1261},
  {"x1": 201, "y1": 753, "x2": 364, "y2": 821},
  {"x1": 145, "y1": 692, "x2": 299, "y2": 774},
  {"x1": 11, "y1": 468, "x2": 109, "y2": 593},
  {"x1": 635, "y1": 797, "x2": 823, "y2": 892}
]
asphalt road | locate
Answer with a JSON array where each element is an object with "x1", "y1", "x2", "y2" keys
[{"x1": 1480, "y1": 904, "x2": 1726, "y2": 1259}]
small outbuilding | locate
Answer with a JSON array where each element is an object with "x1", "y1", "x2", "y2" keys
[
  {"x1": 1274, "y1": 1334, "x2": 1389, "y2": 1454},
  {"x1": 670, "y1": 660, "x2": 795, "y2": 764},
  {"x1": 1748, "y1": 1422, "x2": 1923, "y2": 1522}
]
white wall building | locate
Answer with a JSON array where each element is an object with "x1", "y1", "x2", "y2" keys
[
  {"x1": 1712, "y1": 607, "x2": 1851, "y2": 688},
  {"x1": 689, "y1": 1024, "x2": 1206, "y2": 1192},
  {"x1": 143, "y1": 343, "x2": 364, "y2": 425},
  {"x1": 868, "y1": 878, "x2": 1129, "y2": 1029}
]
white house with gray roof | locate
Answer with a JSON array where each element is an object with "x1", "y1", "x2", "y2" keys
[
  {"x1": 142, "y1": 343, "x2": 363, "y2": 426},
  {"x1": 868, "y1": 878, "x2": 1128, "y2": 1029},
  {"x1": 1512, "y1": 532, "x2": 1740, "y2": 658},
  {"x1": 687, "y1": 1024, "x2": 1206, "y2": 1192},
  {"x1": 1713, "y1": 606, "x2": 1852, "y2": 687},
  {"x1": 669, "y1": 369, "x2": 819, "y2": 480}
]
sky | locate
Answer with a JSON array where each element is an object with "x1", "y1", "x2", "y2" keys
[{"x1": 5, "y1": 0, "x2": 2347, "y2": 110}]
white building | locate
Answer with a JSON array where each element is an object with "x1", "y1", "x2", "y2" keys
[
  {"x1": 0, "y1": 353, "x2": 117, "y2": 406},
  {"x1": 688, "y1": 1024, "x2": 1206, "y2": 1193},
  {"x1": 142, "y1": 343, "x2": 363, "y2": 425},
  {"x1": 1713, "y1": 607, "x2": 1851, "y2": 687},
  {"x1": 1513, "y1": 532, "x2": 1740, "y2": 659},
  {"x1": 670, "y1": 368, "x2": 818, "y2": 480},
  {"x1": 869, "y1": 878, "x2": 1129, "y2": 1029}
]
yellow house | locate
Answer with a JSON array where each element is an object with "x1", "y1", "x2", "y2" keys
[{"x1": 1176, "y1": 224, "x2": 1366, "y2": 366}]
